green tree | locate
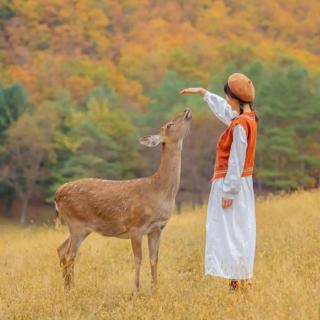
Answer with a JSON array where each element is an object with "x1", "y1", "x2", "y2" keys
[
  {"x1": 254, "y1": 59, "x2": 320, "y2": 190},
  {"x1": 49, "y1": 88, "x2": 140, "y2": 199},
  {"x1": 145, "y1": 70, "x2": 196, "y2": 126},
  {"x1": 0, "y1": 104, "x2": 58, "y2": 224},
  {"x1": 0, "y1": 83, "x2": 29, "y2": 215},
  {"x1": 0, "y1": 83, "x2": 28, "y2": 141}
]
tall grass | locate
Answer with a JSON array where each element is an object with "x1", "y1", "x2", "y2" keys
[{"x1": 0, "y1": 190, "x2": 319, "y2": 319}]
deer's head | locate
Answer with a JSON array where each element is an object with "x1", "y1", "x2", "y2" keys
[{"x1": 140, "y1": 109, "x2": 192, "y2": 149}]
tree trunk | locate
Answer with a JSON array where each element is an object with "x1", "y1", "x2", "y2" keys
[
  {"x1": 4, "y1": 197, "x2": 13, "y2": 218},
  {"x1": 20, "y1": 196, "x2": 29, "y2": 225}
]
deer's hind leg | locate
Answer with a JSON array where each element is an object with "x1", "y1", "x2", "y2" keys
[
  {"x1": 58, "y1": 225, "x2": 90, "y2": 290},
  {"x1": 57, "y1": 237, "x2": 70, "y2": 280}
]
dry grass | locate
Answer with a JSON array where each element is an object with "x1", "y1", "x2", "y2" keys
[{"x1": 0, "y1": 190, "x2": 319, "y2": 319}]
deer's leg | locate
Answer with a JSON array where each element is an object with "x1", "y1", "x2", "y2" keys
[
  {"x1": 57, "y1": 237, "x2": 70, "y2": 280},
  {"x1": 62, "y1": 229, "x2": 89, "y2": 290},
  {"x1": 130, "y1": 233, "x2": 143, "y2": 295},
  {"x1": 148, "y1": 229, "x2": 161, "y2": 290}
]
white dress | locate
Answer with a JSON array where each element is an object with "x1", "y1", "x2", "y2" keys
[{"x1": 203, "y1": 91, "x2": 256, "y2": 280}]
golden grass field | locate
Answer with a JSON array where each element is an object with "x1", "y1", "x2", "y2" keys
[{"x1": 0, "y1": 190, "x2": 319, "y2": 319}]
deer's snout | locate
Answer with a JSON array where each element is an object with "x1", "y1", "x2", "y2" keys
[{"x1": 184, "y1": 108, "x2": 192, "y2": 120}]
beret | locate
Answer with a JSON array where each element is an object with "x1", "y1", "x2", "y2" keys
[{"x1": 227, "y1": 73, "x2": 255, "y2": 103}]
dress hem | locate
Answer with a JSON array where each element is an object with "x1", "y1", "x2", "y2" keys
[{"x1": 205, "y1": 271, "x2": 253, "y2": 280}]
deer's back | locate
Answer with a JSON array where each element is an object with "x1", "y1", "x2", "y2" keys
[{"x1": 55, "y1": 178, "x2": 172, "y2": 237}]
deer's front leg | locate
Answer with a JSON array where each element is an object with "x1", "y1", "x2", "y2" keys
[
  {"x1": 130, "y1": 232, "x2": 142, "y2": 295},
  {"x1": 148, "y1": 229, "x2": 161, "y2": 291}
]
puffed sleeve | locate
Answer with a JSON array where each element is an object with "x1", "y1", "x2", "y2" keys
[
  {"x1": 203, "y1": 90, "x2": 238, "y2": 126},
  {"x1": 222, "y1": 124, "x2": 248, "y2": 199}
]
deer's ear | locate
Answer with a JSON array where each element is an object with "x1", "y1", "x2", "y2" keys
[{"x1": 139, "y1": 135, "x2": 161, "y2": 147}]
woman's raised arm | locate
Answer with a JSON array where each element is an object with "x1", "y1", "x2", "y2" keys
[{"x1": 179, "y1": 88, "x2": 238, "y2": 126}]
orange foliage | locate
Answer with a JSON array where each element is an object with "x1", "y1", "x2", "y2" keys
[
  {"x1": 65, "y1": 75, "x2": 94, "y2": 102},
  {"x1": 1, "y1": 0, "x2": 319, "y2": 103}
]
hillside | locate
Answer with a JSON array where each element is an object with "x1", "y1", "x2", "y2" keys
[{"x1": 0, "y1": 0, "x2": 320, "y2": 222}]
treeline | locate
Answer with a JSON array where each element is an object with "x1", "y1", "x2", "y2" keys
[{"x1": 0, "y1": 1, "x2": 319, "y2": 223}]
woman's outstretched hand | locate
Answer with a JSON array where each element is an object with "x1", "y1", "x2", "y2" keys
[{"x1": 179, "y1": 88, "x2": 207, "y2": 96}]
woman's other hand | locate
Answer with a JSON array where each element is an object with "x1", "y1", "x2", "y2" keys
[
  {"x1": 179, "y1": 88, "x2": 206, "y2": 96},
  {"x1": 222, "y1": 198, "x2": 233, "y2": 208}
]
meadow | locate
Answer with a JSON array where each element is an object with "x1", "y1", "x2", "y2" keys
[{"x1": 0, "y1": 190, "x2": 319, "y2": 320}]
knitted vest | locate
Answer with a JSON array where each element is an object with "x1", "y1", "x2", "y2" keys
[{"x1": 211, "y1": 110, "x2": 257, "y2": 181}]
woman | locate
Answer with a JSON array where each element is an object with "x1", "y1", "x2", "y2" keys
[{"x1": 180, "y1": 73, "x2": 258, "y2": 290}]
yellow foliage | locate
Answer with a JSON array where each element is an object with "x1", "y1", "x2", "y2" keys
[
  {"x1": 106, "y1": 62, "x2": 150, "y2": 111},
  {"x1": 196, "y1": 1, "x2": 229, "y2": 35},
  {"x1": 0, "y1": 190, "x2": 319, "y2": 319},
  {"x1": 54, "y1": 130, "x2": 82, "y2": 153},
  {"x1": 12, "y1": 0, "x2": 40, "y2": 21}
]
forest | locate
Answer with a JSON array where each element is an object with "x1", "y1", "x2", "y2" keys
[{"x1": 0, "y1": 0, "x2": 319, "y2": 223}]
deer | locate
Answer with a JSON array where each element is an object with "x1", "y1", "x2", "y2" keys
[{"x1": 54, "y1": 108, "x2": 192, "y2": 294}]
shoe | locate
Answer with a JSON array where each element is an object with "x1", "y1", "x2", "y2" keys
[
  {"x1": 240, "y1": 279, "x2": 253, "y2": 292},
  {"x1": 229, "y1": 280, "x2": 240, "y2": 291}
]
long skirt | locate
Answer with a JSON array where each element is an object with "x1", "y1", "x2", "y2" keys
[{"x1": 205, "y1": 176, "x2": 256, "y2": 279}]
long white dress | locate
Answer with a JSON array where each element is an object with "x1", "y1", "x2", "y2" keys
[{"x1": 203, "y1": 91, "x2": 256, "y2": 280}]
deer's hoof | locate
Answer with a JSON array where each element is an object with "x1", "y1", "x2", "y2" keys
[{"x1": 132, "y1": 287, "x2": 140, "y2": 298}]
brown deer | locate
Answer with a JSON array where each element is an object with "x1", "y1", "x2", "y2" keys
[{"x1": 55, "y1": 108, "x2": 192, "y2": 293}]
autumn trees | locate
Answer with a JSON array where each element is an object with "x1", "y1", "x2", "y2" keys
[
  {"x1": 1, "y1": 105, "x2": 58, "y2": 224},
  {"x1": 0, "y1": 0, "x2": 320, "y2": 223}
]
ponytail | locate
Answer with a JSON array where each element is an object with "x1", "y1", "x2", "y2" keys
[
  {"x1": 239, "y1": 102, "x2": 244, "y2": 115},
  {"x1": 249, "y1": 102, "x2": 259, "y2": 123}
]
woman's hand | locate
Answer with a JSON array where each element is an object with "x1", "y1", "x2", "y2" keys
[
  {"x1": 222, "y1": 198, "x2": 233, "y2": 208},
  {"x1": 179, "y1": 88, "x2": 207, "y2": 96}
]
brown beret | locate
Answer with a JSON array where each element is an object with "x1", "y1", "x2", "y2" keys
[{"x1": 227, "y1": 73, "x2": 255, "y2": 103}]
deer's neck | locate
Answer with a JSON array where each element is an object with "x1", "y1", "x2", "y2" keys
[{"x1": 152, "y1": 143, "x2": 182, "y2": 197}]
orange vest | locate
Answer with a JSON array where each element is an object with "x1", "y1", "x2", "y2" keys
[{"x1": 211, "y1": 110, "x2": 257, "y2": 181}]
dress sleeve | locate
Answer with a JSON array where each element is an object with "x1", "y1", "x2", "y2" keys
[
  {"x1": 203, "y1": 90, "x2": 238, "y2": 126},
  {"x1": 222, "y1": 124, "x2": 248, "y2": 199}
]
